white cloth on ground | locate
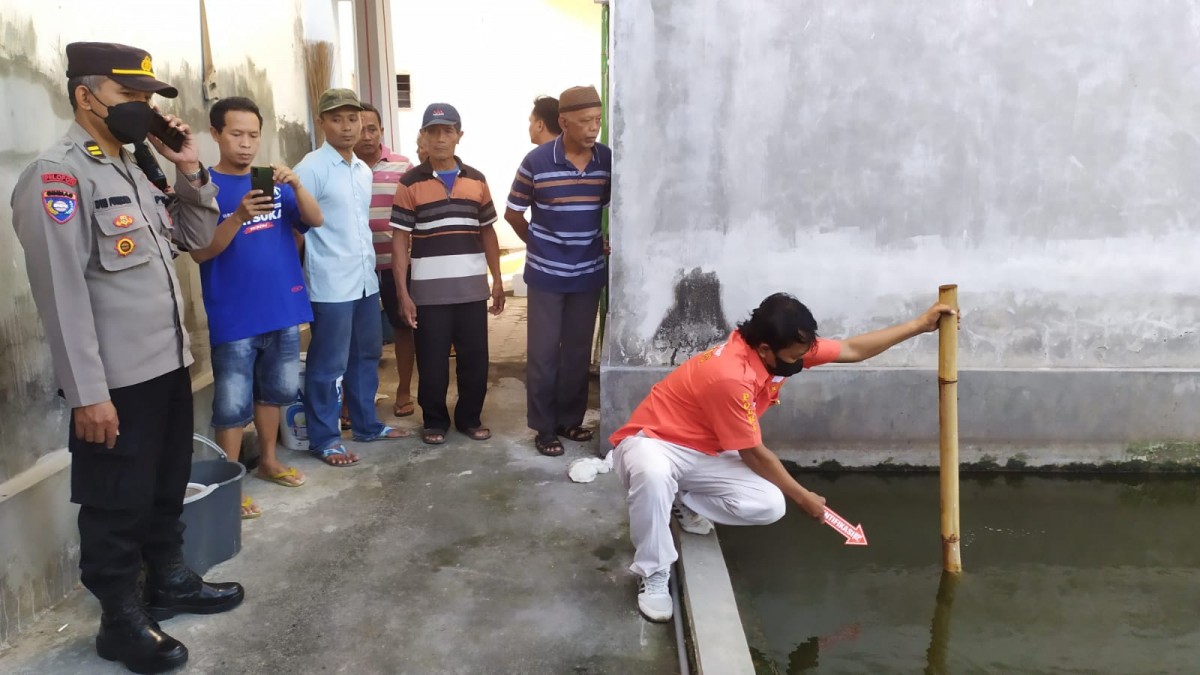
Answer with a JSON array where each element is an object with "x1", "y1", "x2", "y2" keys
[{"x1": 567, "y1": 450, "x2": 613, "y2": 483}]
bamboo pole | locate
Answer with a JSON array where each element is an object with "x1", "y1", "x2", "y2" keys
[
  {"x1": 592, "y1": 1, "x2": 611, "y2": 368},
  {"x1": 938, "y1": 284, "x2": 962, "y2": 573}
]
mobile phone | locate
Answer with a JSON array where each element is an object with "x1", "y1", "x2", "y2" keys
[
  {"x1": 250, "y1": 166, "x2": 275, "y2": 199},
  {"x1": 148, "y1": 112, "x2": 186, "y2": 153}
]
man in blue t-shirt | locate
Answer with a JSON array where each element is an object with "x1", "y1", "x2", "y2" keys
[{"x1": 191, "y1": 97, "x2": 323, "y2": 517}]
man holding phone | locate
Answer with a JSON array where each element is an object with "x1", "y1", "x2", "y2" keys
[
  {"x1": 189, "y1": 97, "x2": 323, "y2": 518},
  {"x1": 10, "y1": 42, "x2": 243, "y2": 673}
]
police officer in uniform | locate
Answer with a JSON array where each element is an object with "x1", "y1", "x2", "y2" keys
[{"x1": 10, "y1": 42, "x2": 244, "y2": 674}]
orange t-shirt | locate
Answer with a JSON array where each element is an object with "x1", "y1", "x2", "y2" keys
[{"x1": 610, "y1": 331, "x2": 842, "y2": 455}]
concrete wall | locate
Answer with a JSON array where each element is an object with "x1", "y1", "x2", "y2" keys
[
  {"x1": 392, "y1": 0, "x2": 602, "y2": 249},
  {"x1": 602, "y1": 1, "x2": 1200, "y2": 451},
  {"x1": 0, "y1": 0, "x2": 317, "y2": 646}
]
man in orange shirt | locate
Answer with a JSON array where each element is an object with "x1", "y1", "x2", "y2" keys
[{"x1": 610, "y1": 293, "x2": 956, "y2": 622}]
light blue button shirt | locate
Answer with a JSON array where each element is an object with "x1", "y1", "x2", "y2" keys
[{"x1": 295, "y1": 143, "x2": 378, "y2": 303}]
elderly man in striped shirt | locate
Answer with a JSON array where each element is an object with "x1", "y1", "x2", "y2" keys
[
  {"x1": 504, "y1": 86, "x2": 612, "y2": 457},
  {"x1": 391, "y1": 103, "x2": 505, "y2": 445}
]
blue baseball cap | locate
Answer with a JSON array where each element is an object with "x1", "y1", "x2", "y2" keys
[{"x1": 422, "y1": 103, "x2": 461, "y2": 129}]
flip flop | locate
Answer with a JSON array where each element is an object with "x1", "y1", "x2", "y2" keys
[
  {"x1": 393, "y1": 400, "x2": 415, "y2": 417},
  {"x1": 312, "y1": 444, "x2": 359, "y2": 467},
  {"x1": 422, "y1": 429, "x2": 447, "y2": 445},
  {"x1": 241, "y1": 497, "x2": 262, "y2": 520},
  {"x1": 256, "y1": 467, "x2": 306, "y2": 487},
  {"x1": 352, "y1": 425, "x2": 412, "y2": 442}
]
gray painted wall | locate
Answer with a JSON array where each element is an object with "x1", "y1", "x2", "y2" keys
[{"x1": 602, "y1": 1, "x2": 1200, "y2": 446}]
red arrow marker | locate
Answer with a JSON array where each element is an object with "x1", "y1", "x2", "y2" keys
[{"x1": 823, "y1": 506, "x2": 868, "y2": 546}]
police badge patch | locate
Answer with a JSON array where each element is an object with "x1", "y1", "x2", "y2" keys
[{"x1": 43, "y1": 190, "x2": 78, "y2": 224}]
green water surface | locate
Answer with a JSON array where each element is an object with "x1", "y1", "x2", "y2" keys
[{"x1": 718, "y1": 474, "x2": 1200, "y2": 674}]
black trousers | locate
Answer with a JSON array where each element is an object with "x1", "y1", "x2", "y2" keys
[
  {"x1": 526, "y1": 285, "x2": 601, "y2": 435},
  {"x1": 71, "y1": 368, "x2": 193, "y2": 603},
  {"x1": 414, "y1": 301, "x2": 489, "y2": 432}
]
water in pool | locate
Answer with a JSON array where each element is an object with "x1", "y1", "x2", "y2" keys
[{"x1": 718, "y1": 473, "x2": 1200, "y2": 674}]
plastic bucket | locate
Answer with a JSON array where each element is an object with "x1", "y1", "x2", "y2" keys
[
  {"x1": 280, "y1": 353, "x2": 342, "y2": 452},
  {"x1": 181, "y1": 434, "x2": 245, "y2": 575}
]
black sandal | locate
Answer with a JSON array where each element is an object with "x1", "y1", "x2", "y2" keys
[
  {"x1": 555, "y1": 426, "x2": 594, "y2": 442},
  {"x1": 423, "y1": 429, "x2": 447, "y2": 445},
  {"x1": 535, "y1": 433, "x2": 564, "y2": 457}
]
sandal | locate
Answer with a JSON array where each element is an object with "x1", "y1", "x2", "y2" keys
[
  {"x1": 393, "y1": 400, "x2": 415, "y2": 417},
  {"x1": 352, "y1": 425, "x2": 411, "y2": 442},
  {"x1": 422, "y1": 429, "x2": 447, "y2": 445},
  {"x1": 535, "y1": 433, "x2": 564, "y2": 457},
  {"x1": 312, "y1": 444, "x2": 359, "y2": 467},
  {"x1": 461, "y1": 427, "x2": 491, "y2": 441},
  {"x1": 241, "y1": 497, "x2": 262, "y2": 520},
  {"x1": 340, "y1": 416, "x2": 352, "y2": 431},
  {"x1": 256, "y1": 466, "x2": 306, "y2": 487},
  {"x1": 555, "y1": 426, "x2": 594, "y2": 442}
]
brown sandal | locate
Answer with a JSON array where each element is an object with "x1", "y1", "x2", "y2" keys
[
  {"x1": 535, "y1": 433, "x2": 564, "y2": 457},
  {"x1": 555, "y1": 426, "x2": 594, "y2": 442},
  {"x1": 463, "y1": 427, "x2": 491, "y2": 441}
]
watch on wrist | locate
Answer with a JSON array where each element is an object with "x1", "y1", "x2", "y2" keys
[{"x1": 182, "y1": 164, "x2": 205, "y2": 183}]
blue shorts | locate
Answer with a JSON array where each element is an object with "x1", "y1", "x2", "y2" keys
[{"x1": 210, "y1": 326, "x2": 302, "y2": 429}]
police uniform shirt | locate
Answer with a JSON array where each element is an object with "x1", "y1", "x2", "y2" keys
[{"x1": 10, "y1": 122, "x2": 219, "y2": 408}]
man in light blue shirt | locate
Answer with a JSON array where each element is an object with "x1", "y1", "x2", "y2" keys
[{"x1": 295, "y1": 89, "x2": 408, "y2": 466}]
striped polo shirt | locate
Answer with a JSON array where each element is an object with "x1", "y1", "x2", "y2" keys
[
  {"x1": 368, "y1": 145, "x2": 412, "y2": 271},
  {"x1": 390, "y1": 157, "x2": 498, "y2": 306},
  {"x1": 507, "y1": 136, "x2": 611, "y2": 293}
]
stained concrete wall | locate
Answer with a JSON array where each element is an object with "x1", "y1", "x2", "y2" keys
[
  {"x1": 0, "y1": 0, "x2": 317, "y2": 646},
  {"x1": 601, "y1": 1, "x2": 1200, "y2": 453}
]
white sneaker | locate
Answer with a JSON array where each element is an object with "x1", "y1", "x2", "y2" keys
[
  {"x1": 637, "y1": 570, "x2": 672, "y2": 622},
  {"x1": 672, "y1": 498, "x2": 714, "y2": 535}
]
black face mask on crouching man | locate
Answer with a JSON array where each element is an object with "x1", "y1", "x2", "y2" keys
[{"x1": 766, "y1": 351, "x2": 804, "y2": 378}]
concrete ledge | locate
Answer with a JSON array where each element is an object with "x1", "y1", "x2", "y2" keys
[
  {"x1": 677, "y1": 530, "x2": 755, "y2": 675},
  {"x1": 602, "y1": 366, "x2": 1200, "y2": 468},
  {"x1": 0, "y1": 449, "x2": 78, "y2": 648}
]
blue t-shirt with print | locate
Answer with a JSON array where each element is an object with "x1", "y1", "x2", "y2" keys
[{"x1": 201, "y1": 170, "x2": 313, "y2": 346}]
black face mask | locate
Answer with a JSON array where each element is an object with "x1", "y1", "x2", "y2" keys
[
  {"x1": 766, "y1": 351, "x2": 805, "y2": 378},
  {"x1": 89, "y1": 92, "x2": 156, "y2": 145}
]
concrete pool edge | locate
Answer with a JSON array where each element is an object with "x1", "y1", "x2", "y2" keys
[
  {"x1": 677, "y1": 529, "x2": 756, "y2": 675},
  {"x1": 775, "y1": 441, "x2": 1200, "y2": 473}
]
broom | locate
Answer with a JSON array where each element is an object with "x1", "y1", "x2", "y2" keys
[{"x1": 303, "y1": 40, "x2": 334, "y2": 147}]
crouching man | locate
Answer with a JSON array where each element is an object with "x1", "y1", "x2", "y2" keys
[{"x1": 610, "y1": 293, "x2": 955, "y2": 622}]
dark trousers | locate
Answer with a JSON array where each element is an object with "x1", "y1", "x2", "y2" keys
[
  {"x1": 526, "y1": 285, "x2": 602, "y2": 435},
  {"x1": 414, "y1": 301, "x2": 489, "y2": 432},
  {"x1": 71, "y1": 368, "x2": 192, "y2": 603}
]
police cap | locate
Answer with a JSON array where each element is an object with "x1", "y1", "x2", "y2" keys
[{"x1": 65, "y1": 42, "x2": 179, "y2": 98}]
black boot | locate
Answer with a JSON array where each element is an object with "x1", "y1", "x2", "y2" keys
[
  {"x1": 96, "y1": 593, "x2": 188, "y2": 674},
  {"x1": 144, "y1": 553, "x2": 244, "y2": 621}
]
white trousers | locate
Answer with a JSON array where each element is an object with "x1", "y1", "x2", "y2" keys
[{"x1": 613, "y1": 433, "x2": 786, "y2": 578}]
